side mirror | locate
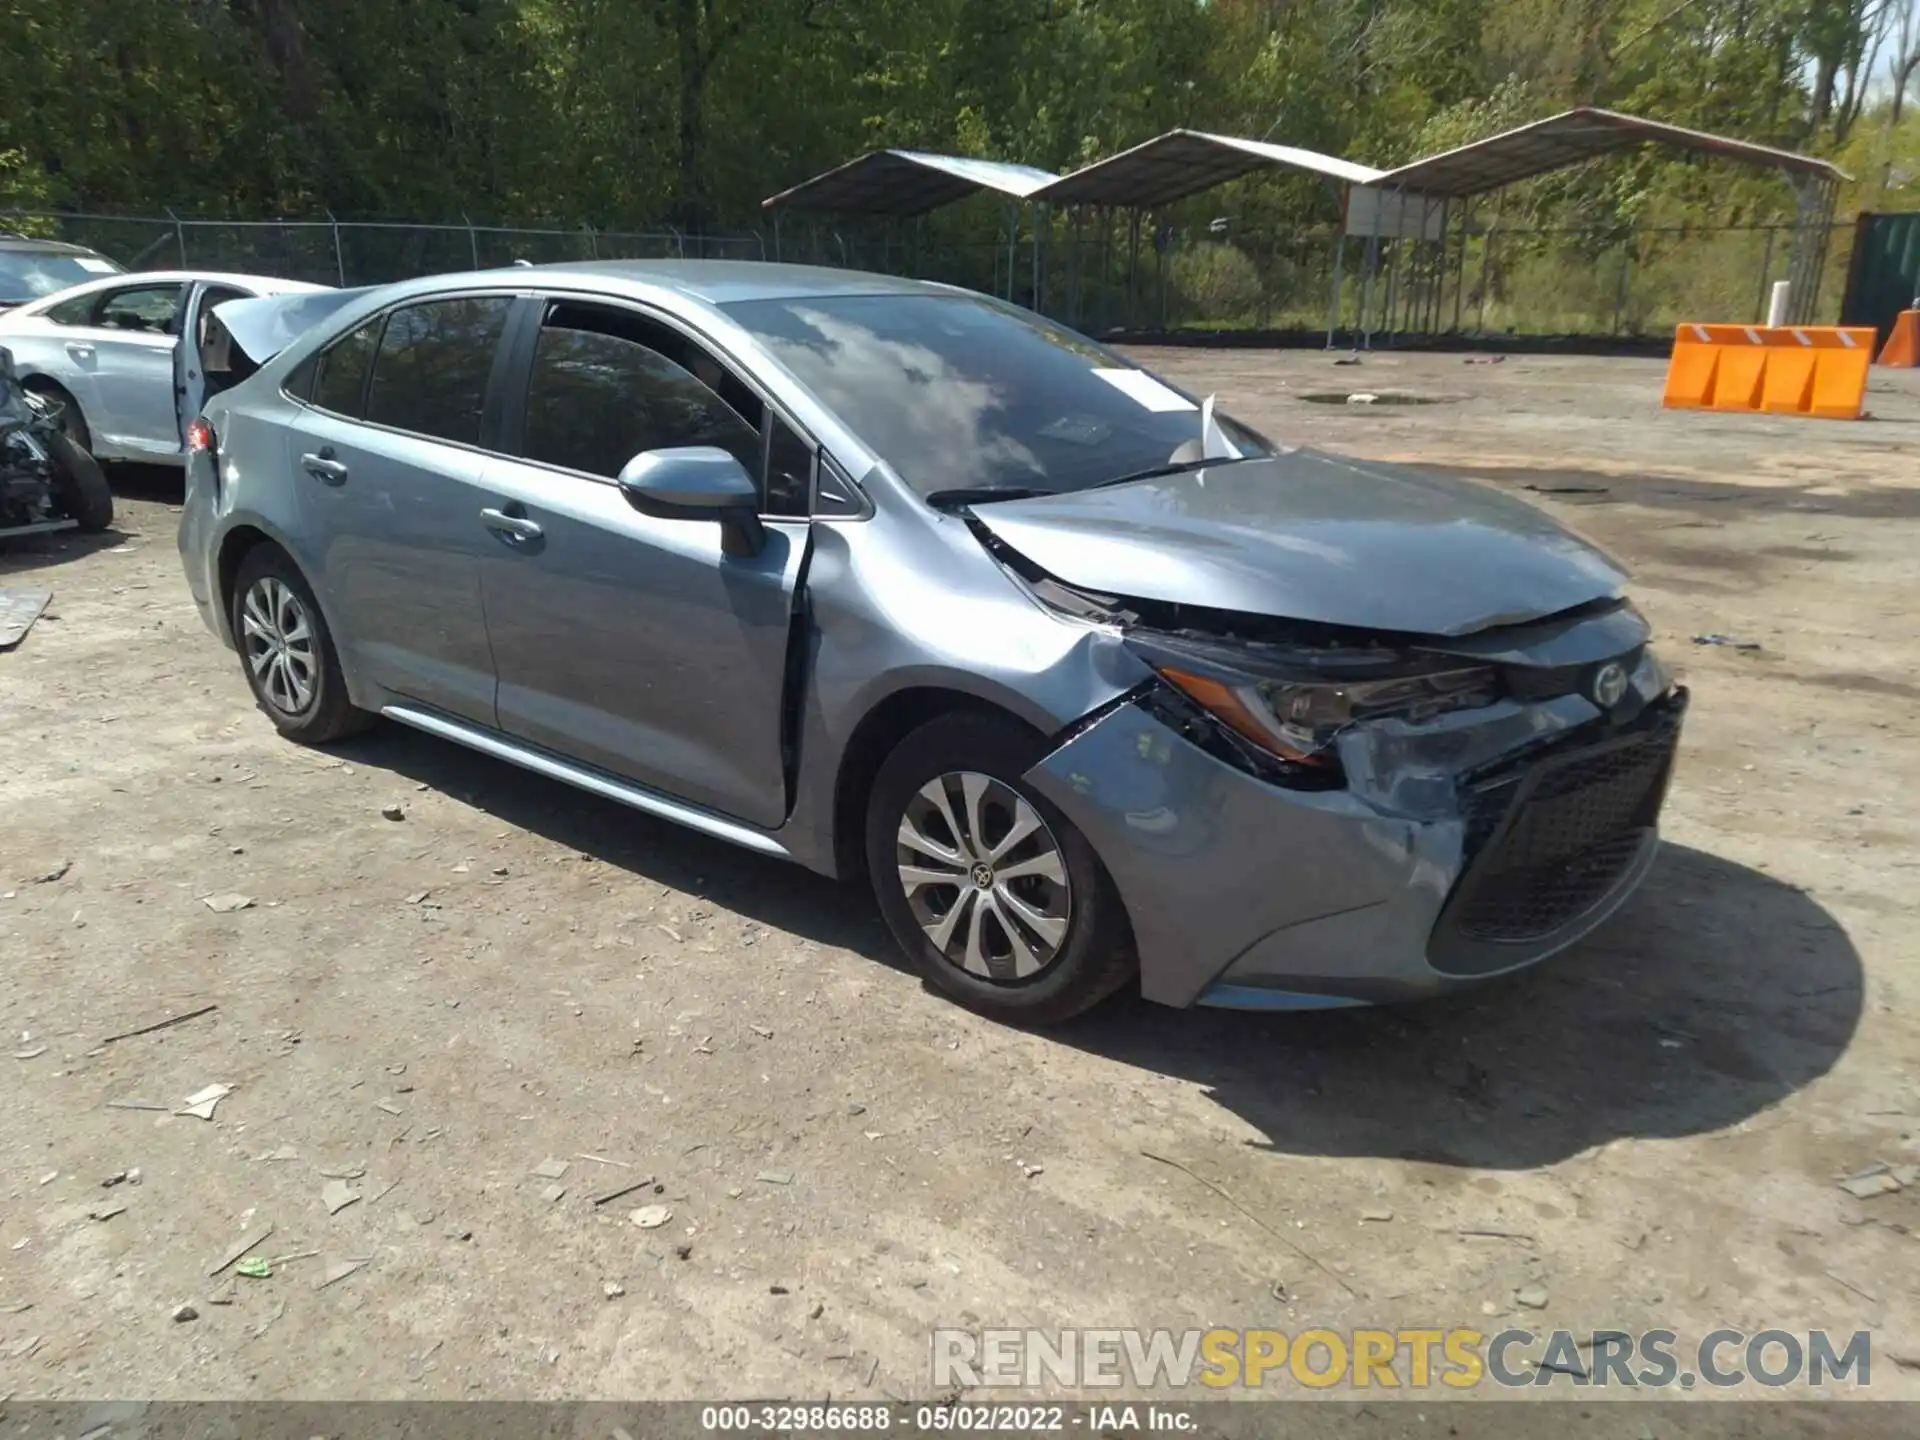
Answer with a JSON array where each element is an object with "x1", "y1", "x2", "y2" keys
[{"x1": 616, "y1": 446, "x2": 766, "y2": 558}]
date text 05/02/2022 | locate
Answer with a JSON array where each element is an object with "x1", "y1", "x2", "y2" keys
[{"x1": 698, "y1": 1403, "x2": 1196, "y2": 1431}]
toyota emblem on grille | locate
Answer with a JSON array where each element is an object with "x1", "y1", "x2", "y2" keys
[{"x1": 1591, "y1": 661, "x2": 1629, "y2": 709}]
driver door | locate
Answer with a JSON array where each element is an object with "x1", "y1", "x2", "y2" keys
[{"x1": 476, "y1": 297, "x2": 811, "y2": 829}]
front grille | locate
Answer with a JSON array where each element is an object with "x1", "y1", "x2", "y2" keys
[{"x1": 1430, "y1": 692, "x2": 1684, "y2": 975}]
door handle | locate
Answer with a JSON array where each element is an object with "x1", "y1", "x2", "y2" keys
[
  {"x1": 480, "y1": 508, "x2": 543, "y2": 544},
  {"x1": 65, "y1": 342, "x2": 95, "y2": 361},
  {"x1": 300, "y1": 451, "x2": 349, "y2": 482}
]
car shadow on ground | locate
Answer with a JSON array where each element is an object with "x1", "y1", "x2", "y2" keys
[
  {"x1": 105, "y1": 460, "x2": 186, "y2": 503},
  {"x1": 1050, "y1": 842, "x2": 1863, "y2": 1170},
  {"x1": 0, "y1": 524, "x2": 134, "y2": 574},
  {"x1": 0, "y1": 464, "x2": 182, "y2": 573},
  {"x1": 335, "y1": 721, "x2": 913, "y2": 972},
  {"x1": 338, "y1": 724, "x2": 1861, "y2": 1172}
]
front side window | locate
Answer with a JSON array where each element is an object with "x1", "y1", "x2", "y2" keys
[
  {"x1": 311, "y1": 318, "x2": 383, "y2": 417},
  {"x1": 96, "y1": 284, "x2": 184, "y2": 335},
  {"x1": 522, "y1": 307, "x2": 760, "y2": 482},
  {"x1": 364, "y1": 296, "x2": 512, "y2": 445},
  {"x1": 722, "y1": 292, "x2": 1271, "y2": 501}
]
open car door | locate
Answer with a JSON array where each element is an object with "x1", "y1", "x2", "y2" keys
[{"x1": 181, "y1": 287, "x2": 379, "y2": 443}]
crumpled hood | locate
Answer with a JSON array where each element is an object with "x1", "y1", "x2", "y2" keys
[{"x1": 967, "y1": 448, "x2": 1628, "y2": 637}]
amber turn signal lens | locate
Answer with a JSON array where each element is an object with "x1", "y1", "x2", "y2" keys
[{"x1": 1157, "y1": 667, "x2": 1333, "y2": 766}]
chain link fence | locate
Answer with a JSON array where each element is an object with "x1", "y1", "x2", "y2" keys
[
  {"x1": 775, "y1": 212, "x2": 1854, "y2": 343},
  {"x1": 2, "y1": 211, "x2": 768, "y2": 288},
  {"x1": 5, "y1": 206, "x2": 1852, "y2": 345}
]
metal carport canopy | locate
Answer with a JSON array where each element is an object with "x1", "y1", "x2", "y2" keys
[
  {"x1": 1372, "y1": 107, "x2": 1848, "y2": 197},
  {"x1": 761, "y1": 150, "x2": 1059, "y2": 216},
  {"x1": 1033, "y1": 129, "x2": 1387, "y2": 208}
]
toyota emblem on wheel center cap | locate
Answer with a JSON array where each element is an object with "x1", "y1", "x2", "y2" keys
[{"x1": 1591, "y1": 660, "x2": 1629, "y2": 709}]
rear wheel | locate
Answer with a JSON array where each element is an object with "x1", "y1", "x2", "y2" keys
[
  {"x1": 45, "y1": 432, "x2": 113, "y2": 532},
  {"x1": 229, "y1": 545, "x2": 374, "y2": 744},
  {"x1": 865, "y1": 711, "x2": 1135, "y2": 1024}
]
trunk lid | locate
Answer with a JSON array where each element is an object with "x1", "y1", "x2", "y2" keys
[{"x1": 212, "y1": 287, "x2": 379, "y2": 367}]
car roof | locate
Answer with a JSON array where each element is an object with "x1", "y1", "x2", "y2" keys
[
  {"x1": 80, "y1": 270, "x2": 331, "y2": 292},
  {"x1": 0, "y1": 234, "x2": 110, "y2": 257},
  {"x1": 2, "y1": 270, "x2": 331, "y2": 316},
  {"x1": 502, "y1": 259, "x2": 956, "y2": 305}
]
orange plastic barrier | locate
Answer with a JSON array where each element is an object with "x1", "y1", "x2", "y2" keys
[
  {"x1": 1877, "y1": 310, "x2": 1920, "y2": 367},
  {"x1": 1662, "y1": 323, "x2": 1877, "y2": 420}
]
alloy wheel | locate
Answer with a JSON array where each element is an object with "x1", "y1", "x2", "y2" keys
[
  {"x1": 239, "y1": 576, "x2": 317, "y2": 716},
  {"x1": 895, "y1": 771, "x2": 1073, "y2": 983}
]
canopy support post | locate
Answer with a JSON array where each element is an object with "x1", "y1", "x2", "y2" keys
[
  {"x1": 1326, "y1": 230, "x2": 1345, "y2": 349},
  {"x1": 1475, "y1": 188, "x2": 1504, "y2": 335},
  {"x1": 1032, "y1": 202, "x2": 1046, "y2": 313},
  {"x1": 1070, "y1": 208, "x2": 1085, "y2": 327},
  {"x1": 1004, "y1": 203, "x2": 1019, "y2": 302},
  {"x1": 1127, "y1": 209, "x2": 1142, "y2": 330},
  {"x1": 1451, "y1": 197, "x2": 1470, "y2": 334}
]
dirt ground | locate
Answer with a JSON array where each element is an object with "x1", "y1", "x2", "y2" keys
[{"x1": 2, "y1": 349, "x2": 1918, "y2": 1420}]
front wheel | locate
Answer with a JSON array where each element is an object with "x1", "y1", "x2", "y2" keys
[
  {"x1": 865, "y1": 711, "x2": 1136, "y2": 1024},
  {"x1": 45, "y1": 432, "x2": 113, "y2": 532}
]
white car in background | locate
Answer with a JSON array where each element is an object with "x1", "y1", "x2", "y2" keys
[{"x1": 0, "y1": 270, "x2": 329, "y2": 464}]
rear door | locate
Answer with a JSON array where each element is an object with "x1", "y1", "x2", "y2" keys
[
  {"x1": 79, "y1": 281, "x2": 187, "y2": 457},
  {"x1": 476, "y1": 297, "x2": 811, "y2": 828},
  {"x1": 284, "y1": 293, "x2": 516, "y2": 724}
]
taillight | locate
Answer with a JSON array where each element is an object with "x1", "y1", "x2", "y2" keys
[{"x1": 187, "y1": 418, "x2": 215, "y2": 455}]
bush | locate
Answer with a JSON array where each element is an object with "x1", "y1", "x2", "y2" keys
[{"x1": 1171, "y1": 241, "x2": 1264, "y2": 324}]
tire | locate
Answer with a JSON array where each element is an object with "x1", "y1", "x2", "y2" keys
[
  {"x1": 229, "y1": 545, "x2": 374, "y2": 744},
  {"x1": 865, "y1": 711, "x2": 1136, "y2": 1024},
  {"x1": 23, "y1": 380, "x2": 91, "y2": 453},
  {"x1": 44, "y1": 432, "x2": 114, "y2": 532}
]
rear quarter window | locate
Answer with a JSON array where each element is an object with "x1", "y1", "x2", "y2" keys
[{"x1": 310, "y1": 318, "x2": 383, "y2": 417}]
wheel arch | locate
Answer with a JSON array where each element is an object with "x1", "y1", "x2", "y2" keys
[
  {"x1": 17, "y1": 372, "x2": 87, "y2": 426},
  {"x1": 213, "y1": 520, "x2": 343, "y2": 664},
  {"x1": 828, "y1": 685, "x2": 1051, "y2": 881},
  {"x1": 216, "y1": 523, "x2": 281, "y2": 627}
]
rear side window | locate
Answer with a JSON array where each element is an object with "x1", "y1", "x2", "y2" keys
[
  {"x1": 364, "y1": 297, "x2": 512, "y2": 445},
  {"x1": 522, "y1": 315, "x2": 760, "y2": 480},
  {"x1": 311, "y1": 318, "x2": 382, "y2": 416},
  {"x1": 44, "y1": 292, "x2": 98, "y2": 326}
]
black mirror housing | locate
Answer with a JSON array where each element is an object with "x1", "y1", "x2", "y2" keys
[{"x1": 616, "y1": 446, "x2": 766, "y2": 557}]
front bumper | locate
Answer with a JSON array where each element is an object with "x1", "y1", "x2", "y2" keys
[{"x1": 1024, "y1": 667, "x2": 1684, "y2": 1010}]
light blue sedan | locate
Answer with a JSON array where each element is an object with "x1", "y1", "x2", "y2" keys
[{"x1": 177, "y1": 261, "x2": 1683, "y2": 1023}]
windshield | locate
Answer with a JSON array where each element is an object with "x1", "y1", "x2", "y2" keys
[
  {"x1": 721, "y1": 292, "x2": 1270, "y2": 499},
  {"x1": 0, "y1": 249, "x2": 122, "y2": 304}
]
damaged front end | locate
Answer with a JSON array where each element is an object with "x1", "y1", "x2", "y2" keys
[{"x1": 1000, "y1": 545, "x2": 1685, "y2": 1010}]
